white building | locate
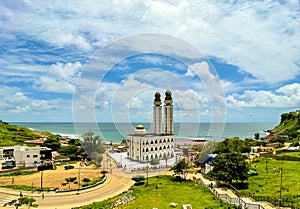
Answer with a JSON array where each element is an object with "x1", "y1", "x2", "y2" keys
[
  {"x1": 127, "y1": 90, "x2": 175, "y2": 162},
  {"x1": 0, "y1": 145, "x2": 52, "y2": 169}
]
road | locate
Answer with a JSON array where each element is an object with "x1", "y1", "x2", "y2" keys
[{"x1": 0, "y1": 171, "x2": 134, "y2": 209}]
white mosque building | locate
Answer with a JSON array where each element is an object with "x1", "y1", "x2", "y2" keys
[{"x1": 127, "y1": 90, "x2": 175, "y2": 162}]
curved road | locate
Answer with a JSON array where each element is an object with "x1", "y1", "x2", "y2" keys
[{"x1": 0, "y1": 171, "x2": 134, "y2": 209}]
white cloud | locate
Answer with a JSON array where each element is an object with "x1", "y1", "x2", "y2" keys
[
  {"x1": 227, "y1": 83, "x2": 300, "y2": 108},
  {"x1": 36, "y1": 62, "x2": 81, "y2": 94},
  {"x1": 0, "y1": 89, "x2": 69, "y2": 121}
]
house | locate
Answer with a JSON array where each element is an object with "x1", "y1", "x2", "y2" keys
[
  {"x1": 251, "y1": 146, "x2": 275, "y2": 153},
  {"x1": 198, "y1": 154, "x2": 217, "y2": 174},
  {"x1": 0, "y1": 145, "x2": 52, "y2": 170},
  {"x1": 52, "y1": 151, "x2": 70, "y2": 162},
  {"x1": 0, "y1": 148, "x2": 15, "y2": 169}
]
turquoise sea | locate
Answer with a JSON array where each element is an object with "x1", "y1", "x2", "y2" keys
[{"x1": 11, "y1": 122, "x2": 278, "y2": 143}]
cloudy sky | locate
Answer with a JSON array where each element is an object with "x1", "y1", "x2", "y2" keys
[{"x1": 1, "y1": 0, "x2": 300, "y2": 123}]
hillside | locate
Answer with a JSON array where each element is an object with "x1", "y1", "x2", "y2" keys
[
  {"x1": 0, "y1": 120, "x2": 52, "y2": 146},
  {"x1": 273, "y1": 111, "x2": 300, "y2": 138}
]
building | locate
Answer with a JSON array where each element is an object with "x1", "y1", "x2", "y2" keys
[
  {"x1": 0, "y1": 145, "x2": 52, "y2": 170},
  {"x1": 127, "y1": 90, "x2": 175, "y2": 162}
]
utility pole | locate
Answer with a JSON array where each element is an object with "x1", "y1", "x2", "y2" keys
[
  {"x1": 77, "y1": 163, "x2": 81, "y2": 194},
  {"x1": 279, "y1": 167, "x2": 283, "y2": 206},
  {"x1": 40, "y1": 170, "x2": 43, "y2": 191},
  {"x1": 265, "y1": 155, "x2": 268, "y2": 174},
  {"x1": 146, "y1": 160, "x2": 149, "y2": 186}
]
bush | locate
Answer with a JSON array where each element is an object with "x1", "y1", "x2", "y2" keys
[{"x1": 132, "y1": 175, "x2": 145, "y2": 182}]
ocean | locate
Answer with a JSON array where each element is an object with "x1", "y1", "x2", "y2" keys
[{"x1": 11, "y1": 122, "x2": 278, "y2": 143}]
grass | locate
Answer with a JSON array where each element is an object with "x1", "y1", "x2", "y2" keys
[
  {"x1": 276, "y1": 151, "x2": 300, "y2": 157},
  {"x1": 240, "y1": 157, "x2": 300, "y2": 206},
  {"x1": 0, "y1": 170, "x2": 37, "y2": 177},
  {"x1": 76, "y1": 175, "x2": 237, "y2": 209},
  {"x1": 1, "y1": 185, "x2": 51, "y2": 192}
]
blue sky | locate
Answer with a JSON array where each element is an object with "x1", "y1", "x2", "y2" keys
[{"x1": 0, "y1": 0, "x2": 300, "y2": 123}]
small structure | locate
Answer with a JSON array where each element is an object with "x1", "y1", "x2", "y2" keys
[
  {"x1": 199, "y1": 154, "x2": 217, "y2": 174},
  {"x1": 52, "y1": 152, "x2": 70, "y2": 162},
  {"x1": 182, "y1": 204, "x2": 192, "y2": 209}
]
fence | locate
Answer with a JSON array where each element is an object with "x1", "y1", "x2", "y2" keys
[
  {"x1": 193, "y1": 176, "x2": 274, "y2": 209},
  {"x1": 248, "y1": 193, "x2": 300, "y2": 209}
]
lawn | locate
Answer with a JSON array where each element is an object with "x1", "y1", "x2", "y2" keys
[
  {"x1": 77, "y1": 175, "x2": 236, "y2": 209},
  {"x1": 239, "y1": 157, "x2": 300, "y2": 207}
]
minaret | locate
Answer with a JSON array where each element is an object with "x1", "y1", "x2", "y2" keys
[
  {"x1": 164, "y1": 90, "x2": 173, "y2": 135},
  {"x1": 153, "y1": 92, "x2": 162, "y2": 135}
]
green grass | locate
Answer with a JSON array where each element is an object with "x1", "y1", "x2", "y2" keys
[
  {"x1": 276, "y1": 151, "x2": 300, "y2": 157},
  {"x1": 1, "y1": 185, "x2": 51, "y2": 192},
  {"x1": 76, "y1": 175, "x2": 237, "y2": 209},
  {"x1": 0, "y1": 121, "x2": 41, "y2": 146},
  {"x1": 240, "y1": 157, "x2": 300, "y2": 206},
  {"x1": 0, "y1": 170, "x2": 37, "y2": 176}
]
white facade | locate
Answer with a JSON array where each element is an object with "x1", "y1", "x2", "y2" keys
[
  {"x1": 0, "y1": 146, "x2": 51, "y2": 169},
  {"x1": 128, "y1": 90, "x2": 175, "y2": 162},
  {"x1": 153, "y1": 105, "x2": 162, "y2": 135}
]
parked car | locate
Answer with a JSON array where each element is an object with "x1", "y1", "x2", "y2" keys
[{"x1": 64, "y1": 165, "x2": 75, "y2": 170}]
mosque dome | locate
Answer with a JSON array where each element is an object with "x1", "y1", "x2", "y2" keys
[
  {"x1": 134, "y1": 124, "x2": 147, "y2": 135},
  {"x1": 164, "y1": 90, "x2": 173, "y2": 105},
  {"x1": 153, "y1": 91, "x2": 162, "y2": 106}
]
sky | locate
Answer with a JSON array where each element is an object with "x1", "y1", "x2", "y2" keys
[{"x1": 0, "y1": 0, "x2": 300, "y2": 123}]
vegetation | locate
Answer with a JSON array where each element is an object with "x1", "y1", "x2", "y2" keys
[
  {"x1": 274, "y1": 111, "x2": 300, "y2": 140},
  {"x1": 0, "y1": 169, "x2": 37, "y2": 176},
  {"x1": 81, "y1": 131, "x2": 105, "y2": 166},
  {"x1": 170, "y1": 159, "x2": 191, "y2": 180},
  {"x1": 4, "y1": 196, "x2": 38, "y2": 209},
  {"x1": 214, "y1": 137, "x2": 251, "y2": 154},
  {"x1": 208, "y1": 152, "x2": 249, "y2": 184},
  {"x1": 0, "y1": 120, "x2": 41, "y2": 146},
  {"x1": 239, "y1": 156, "x2": 300, "y2": 207},
  {"x1": 1, "y1": 185, "x2": 51, "y2": 191},
  {"x1": 42, "y1": 134, "x2": 61, "y2": 151},
  {"x1": 74, "y1": 175, "x2": 238, "y2": 209}
]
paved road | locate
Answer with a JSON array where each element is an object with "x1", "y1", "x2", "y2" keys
[
  {"x1": 0, "y1": 153, "x2": 169, "y2": 209},
  {"x1": 0, "y1": 171, "x2": 134, "y2": 209}
]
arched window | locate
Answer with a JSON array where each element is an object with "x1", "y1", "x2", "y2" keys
[
  {"x1": 151, "y1": 140, "x2": 153, "y2": 144},
  {"x1": 155, "y1": 139, "x2": 158, "y2": 144},
  {"x1": 155, "y1": 147, "x2": 157, "y2": 151},
  {"x1": 151, "y1": 147, "x2": 153, "y2": 151},
  {"x1": 163, "y1": 139, "x2": 166, "y2": 143},
  {"x1": 146, "y1": 141, "x2": 149, "y2": 145},
  {"x1": 159, "y1": 146, "x2": 162, "y2": 150},
  {"x1": 146, "y1": 148, "x2": 148, "y2": 152},
  {"x1": 159, "y1": 139, "x2": 162, "y2": 143},
  {"x1": 167, "y1": 138, "x2": 170, "y2": 142},
  {"x1": 163, "y1": 145, "x2": 166, "y2": 149}
]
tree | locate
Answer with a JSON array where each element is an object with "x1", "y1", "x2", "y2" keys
[
  {"x1": 81, "y1": 131, "x2": 106, "y2": 166},
  {"x1": 214, "y1": 137, "x2": 251, "y2": 154},
  {"x1": 208, "y1": 152, "x2": 249, "y2": 184},
  {"x1": 254, "y1": 133, "x2": 260, "y2": 140},
  {"x1": 58, "y1": 145, "x2": 83, "y2": 160},
  {"x1": 170, "y1": 159, "x2": 191, "y2": 180},
  {"x1": 4, "y1": 197, "x2": 38, "y2": 209},
  {"x1": 42, "y1": 135, "x2": 61, "y2": 151}
]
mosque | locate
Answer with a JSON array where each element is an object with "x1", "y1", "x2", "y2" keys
[{"x1": 127, "y1": 90, "x2": 175, "y2": 162}]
